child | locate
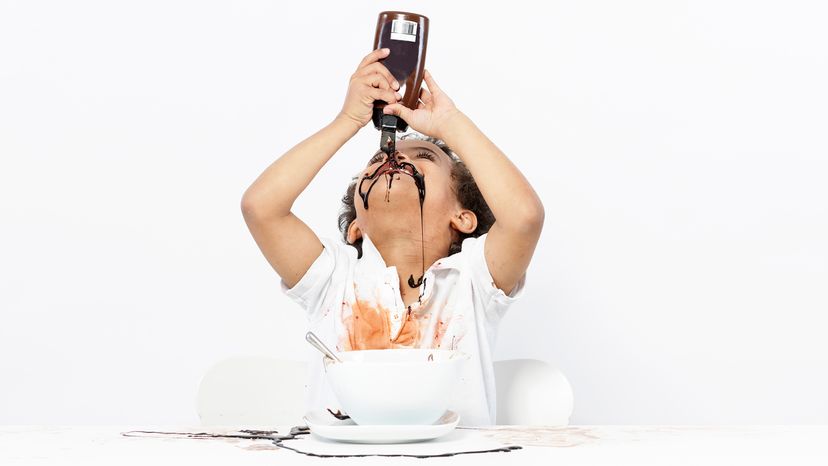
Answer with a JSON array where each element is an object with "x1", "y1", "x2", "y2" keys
[{"x1": 241, "y1": 47, "x2": 544, "y2": 426}]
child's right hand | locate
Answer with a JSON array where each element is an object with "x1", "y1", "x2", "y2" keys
[{"x1": 337, "y1": 48, "x2": 402, "y2": 130}]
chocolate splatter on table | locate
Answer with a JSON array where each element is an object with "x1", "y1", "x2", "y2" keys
[{"x1": 3, "y1": 425, "x2": 827, "y2": 464}]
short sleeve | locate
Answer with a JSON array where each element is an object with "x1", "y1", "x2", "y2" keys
[
  {"x1": 281, "y1": 236, "x2": 349, "y2": 322},
  {"x1": 463, "y1": 233, "x2": 526, "y2": 320}
]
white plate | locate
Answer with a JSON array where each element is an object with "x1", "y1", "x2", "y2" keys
[{"x1": 303, "y1": 409, "x2": 460, "y2": 444}]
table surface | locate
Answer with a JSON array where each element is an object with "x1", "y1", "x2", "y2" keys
[{"x1": 2, "y1": 424, "x2": 827, "y2": 465}]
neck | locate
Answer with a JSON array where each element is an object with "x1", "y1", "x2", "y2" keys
[{"x1": 370, "y1": 234, "x2": 448, "y2": 292}]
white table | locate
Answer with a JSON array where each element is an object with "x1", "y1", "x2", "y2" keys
[{"x1": 2, "y1": 425, "x2": 827, "y2": 465}]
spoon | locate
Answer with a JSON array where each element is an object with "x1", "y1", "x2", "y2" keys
[{"x1": 305, "y1": 331, "x2": 342, "y2": 363}]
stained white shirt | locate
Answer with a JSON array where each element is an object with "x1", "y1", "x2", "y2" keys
[{"x1": 282, "y1": 233, "x2": 524, "y2": 426}]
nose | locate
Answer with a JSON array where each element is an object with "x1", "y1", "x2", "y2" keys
[{"x1": 394, "y1": 151, "x2": 410, "y2": 162}]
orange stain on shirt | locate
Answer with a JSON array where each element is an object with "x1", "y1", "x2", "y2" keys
[
  {"x1": 341, "y1": 300, "x2": 424, "y2": 351},
  {"x1": 433, "y1": 319, "x2": 447, "y2": 348}
]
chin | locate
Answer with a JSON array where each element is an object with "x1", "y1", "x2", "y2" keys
[
  {"x1": 363, "y1": 203, "x2": 422, "y2": 224},
  {"x1": 364, "y1": 187, "x2": 422, "y2": 210},
  {"x1": 362, "y1": 205, "x2": 425, "y2": 234}
]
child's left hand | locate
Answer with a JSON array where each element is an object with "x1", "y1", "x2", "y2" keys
[{"x1": 382, "y1": 69, "x2": 460, "y2": 141}]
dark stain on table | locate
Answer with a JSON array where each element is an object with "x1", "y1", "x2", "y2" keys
[{"x1": 121, "y1": 426, "x2": 523, "y2": 458}]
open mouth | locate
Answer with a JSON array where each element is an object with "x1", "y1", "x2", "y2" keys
[
  {"x1": 377, "y1": 165, "x2": 413, "y2": 179},
  {"x1": 358, "y1": 153, "x2": 425, "y2": 210}
]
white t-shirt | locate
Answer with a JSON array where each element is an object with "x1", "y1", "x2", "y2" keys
[{"x1": 282, "y1": 232, "x2": 524, "y2": 426}]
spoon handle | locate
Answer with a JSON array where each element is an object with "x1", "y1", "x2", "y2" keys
[{"x1": 305, "y1": 331, "x2": 342, "y2": 363}]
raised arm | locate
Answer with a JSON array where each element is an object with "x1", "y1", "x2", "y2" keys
[
  {"x1": 241, "y1": 48, "x2": 401, "y2": 288},
  {"x1": 440, "y1": 111, "x2": 544, "y2": 294},
  {"x1": 382, "y1": 70, "x2": 544, "y2": 294},
  {"x1": 241, "y1": 117, "x2": 356, "y2": 288}
]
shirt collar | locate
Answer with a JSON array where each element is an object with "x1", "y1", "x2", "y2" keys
[{"x1": 360, "y1": 234, "x2": 463, "y2": 273}]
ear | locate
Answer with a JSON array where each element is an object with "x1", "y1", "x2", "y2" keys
[
  {"x1": 449, "y1": 209, "x2": 477, "y2": 235},
  {"x1": 346, "y1": 219, "x2": 363, "y2": 244}
]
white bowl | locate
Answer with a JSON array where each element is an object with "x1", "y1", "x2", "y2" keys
[{"x1": 323, "y1": 349, "x2": 468, "y2": 426}]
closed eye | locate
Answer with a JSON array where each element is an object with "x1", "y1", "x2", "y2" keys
[
  {"x1": 416, "y1": 150, "x2": 436, "y2": 161},
  {"x1": 368, "y1": 149, "x2": 435, "y2": 166},
  {"x1": 368, "y1": 151, "x2": 386, "y2": 165}
]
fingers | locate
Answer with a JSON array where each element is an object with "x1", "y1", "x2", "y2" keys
[
  {"x1": 356, "y1": 48, "x2": 390, "y2": 71},
  {"x1": 365, "y1": 73, "x2": 391, "y2": 90},
  {"x1": 422, "y1": 69, "x2": 442, "y2": 95},
  {"x1": 419, "y1": 87, "x2": 433, "y2": 105},
  {"x1": 355, "y1": 63, "x2": 400, "y2": 90},
  {"x1": 382, "y1": 103, "x2": 414, "y2": 123},
  {"x1": 369, "y1": 86, "x2": 402, "y2": 105}
]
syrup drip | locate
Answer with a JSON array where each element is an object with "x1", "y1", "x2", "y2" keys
[{"x1": 357, "y1": 150, "x2": 427, "y2": 297}]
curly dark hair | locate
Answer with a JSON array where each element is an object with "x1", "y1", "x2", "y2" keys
[{"x1": 338, "y1": 132, "x2": 495, "y2": 258}]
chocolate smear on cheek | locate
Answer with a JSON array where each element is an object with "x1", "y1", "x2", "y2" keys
[{"x1": 357, "y1": 151, "x2": 427, "y2": 296}]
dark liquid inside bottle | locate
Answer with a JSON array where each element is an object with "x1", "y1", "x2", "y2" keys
[{"x1": 371, "y1": 11, "x2": 429, "y2": 132}]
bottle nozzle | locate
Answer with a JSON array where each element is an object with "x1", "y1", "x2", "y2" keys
[{"x1": 380, "y1": 114, "x2": 398, "y2": 159}]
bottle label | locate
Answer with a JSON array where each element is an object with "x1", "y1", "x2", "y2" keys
[{"x1": 390, "y1": 19, "x2": 417, "y2": 42}]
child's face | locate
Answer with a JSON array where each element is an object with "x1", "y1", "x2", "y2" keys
[{"x1": 350, "y1": 139, "x2": 465, "y2": 249}]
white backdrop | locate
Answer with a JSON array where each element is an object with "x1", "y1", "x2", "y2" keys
[{"x1": 1, "y1": 0, "x2": 826, "y2": 425}]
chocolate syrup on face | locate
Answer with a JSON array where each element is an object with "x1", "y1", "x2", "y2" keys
[
  {"x1": 357, "y1": 151, "x2": 425, "y2": 210},
  {"x1": 357, "y1": 150, "x2": 427, "y2": 294}
]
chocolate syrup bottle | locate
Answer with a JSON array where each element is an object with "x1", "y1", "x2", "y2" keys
[{"x1": 371, "y1": 11, "x2": 429, "y2": 156}]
